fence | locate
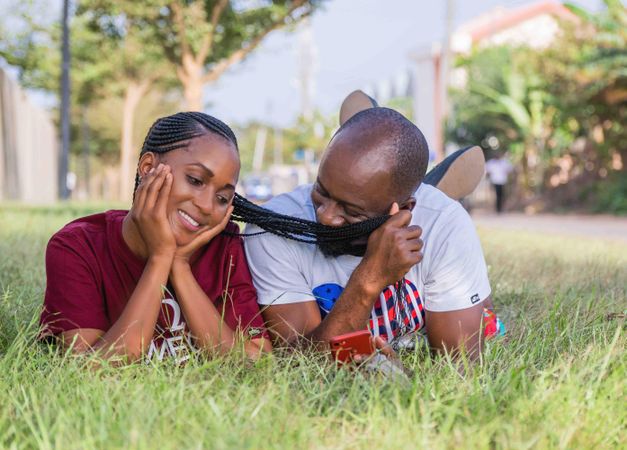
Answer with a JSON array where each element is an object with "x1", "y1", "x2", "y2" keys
[{"x1": 0, "y1": 68, "x2": 58, "y2": 203}]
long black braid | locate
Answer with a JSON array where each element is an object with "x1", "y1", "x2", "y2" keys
[
  {"x1": 134, "y1": 111, "x2": 390, "y2": 252},
  {"x1": 232, "y1": 193, "x2": 389, "y2": 247}
]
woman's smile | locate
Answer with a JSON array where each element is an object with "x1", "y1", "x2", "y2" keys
[{"x1": 176, "y1": 209, "x2": 203, "y2": 232}]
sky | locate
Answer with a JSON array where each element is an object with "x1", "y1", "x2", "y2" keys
[
  {"x1": 203, "y1": 0, "x2": 603, "y2": 127},
  {"x1": 3, "y1": 0, "x2": 603, "y2": 127}
]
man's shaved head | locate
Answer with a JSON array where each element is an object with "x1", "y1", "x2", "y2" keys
[{"x1": 328, "y1": 107, "x2": 429, "y2": 199}]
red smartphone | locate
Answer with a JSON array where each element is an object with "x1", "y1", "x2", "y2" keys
[{"x1": 329, "y1": 329, "x2": 374, "y2": 364}]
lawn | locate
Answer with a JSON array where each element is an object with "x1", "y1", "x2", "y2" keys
[{"x1": 0, "y1": 205, "x2": 625, "y2": 449}]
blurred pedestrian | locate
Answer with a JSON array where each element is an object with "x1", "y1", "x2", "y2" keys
[{"x1": 485, "y1": 152, "x2": 513, "y2": 213}]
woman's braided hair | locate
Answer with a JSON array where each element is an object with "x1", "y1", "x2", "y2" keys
[
  {"x1": 134, "y1": 111, "x2": 390, "y2": 249},
  {"x1": 231, "y1": 193, "x2": 389, "y2": 246},
  {"x1": 133, "y1": 111, "x2": 238, "y2": 199}
]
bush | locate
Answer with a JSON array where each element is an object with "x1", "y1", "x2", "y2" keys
[{"x1": 590, "y1": 173, "x2": 627, "y2": 215}]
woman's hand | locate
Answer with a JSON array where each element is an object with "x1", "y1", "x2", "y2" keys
[
  {"x1": 172, "y1": 205, "x2": 234, "y2": 266},
  {"x1": 130, "y1": 163, "x2": 176, "y2": 260}
]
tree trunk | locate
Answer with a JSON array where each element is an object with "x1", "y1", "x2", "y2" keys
[
  {"x1": 81, "y1": 104, "x2": 90, "y2": 198},
  {"x1": 518, "y1": 145, "x2": 535, "y2": 201},
  {"x1": 120, "y1": 80, "x2": 151, "y2": 202},
  {"x1": 180, "y1": 56, "x2": 205, "y2": 111},
  {"x1": 183, "y1": 77, "x2": 204, "y2": 111},
  {"x1": 59, "y1": 0, "x2": 71, "y2": 200}
]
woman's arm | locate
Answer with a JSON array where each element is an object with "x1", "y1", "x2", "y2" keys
[
  {"x1": 61, "y1": 165, "x2": 176, "y2": 361},
  {"x1": 169, "y1": 210, "x2": 271, "y2": 359},
  {"x1": 87, "y1": 254, "x2": 172, "y2": 360},
  {"x1": 170, "y1": 260, "x2": 270, "y2": 359}
]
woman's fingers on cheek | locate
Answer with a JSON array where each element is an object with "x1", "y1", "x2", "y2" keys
[
  {"x1": 221, "y1": 206, "x2": 234, "y2": 227},
  {"x1": 155, "y1": 172, "x2": 173, "y2": 213},
  {"x1": 146, "y1": 166, "x2": 168, "y2": 208},
  {"x1": 140, "y1": 167, "x2": 157, "y2": 190},
  {"x1": 213, "y1": 209, "x2": 233, "y2": 235},
  {"x1": 134, "y1": 167, "x2": 156, "y2": 209}
]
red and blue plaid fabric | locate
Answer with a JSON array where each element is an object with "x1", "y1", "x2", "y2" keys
[
  {"x1": 368, "y1": 279, "x2": 425, "y2": 340},
  {"x1": 367, "y1": 279, "x2": 505, "y2": 341}
]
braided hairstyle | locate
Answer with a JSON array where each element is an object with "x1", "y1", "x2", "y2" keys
[
  {"x1": 134, "y1": 111, "x2": 390, "y2": 255},
  {"x1": 133, "y1": 111, "x2": 238, "y2": 200},
  {"x1": 231, "y1": 193, "x2": 389, "y2": 256}
]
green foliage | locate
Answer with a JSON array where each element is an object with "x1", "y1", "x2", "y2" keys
[
  {"x1": 0, "y1": 0, "x2": 60, "y2": 91},
  {"x1": 282, "y1": 111, "x2": 337, "y2": 160},
  {"x1": 583, "y1": 172, "x2": 627, "y2": 215},
  {"x1": 448, "y1": 47, "x2": 524, "y2": 153},
  {"x1": 0, "y1": 0, "x2": 180, "y2": 164},
  {"x1": 448, "y1": 1, "x2": 626, "y2": 210},
  {"x1": 160, "y1": 0, "x2": 323, "y2": 67},
  {"x1": 234, "y1": 110, "x2": 337, "y2": 174},
  {"x1": 0, "y1": 207, "x2": 625, "y2": 448},
  {"x1": 75, "y1": 0, "x2": 179, "y2": 95}
]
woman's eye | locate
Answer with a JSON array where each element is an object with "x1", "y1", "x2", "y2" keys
[
  {"x1": 186, "y1": 175, "x2": 202, "y2": 186},
  {"x1": 217, "y1": 195, "x2": 230, "y2": 205}
]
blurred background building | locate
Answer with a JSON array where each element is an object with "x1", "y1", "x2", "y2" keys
[
  {"x1": 410, "y1": 0, "x2": 577, "y2": 158},
  {"x1": 0, "y1": 67, "x2": 58, "y2": 203}
]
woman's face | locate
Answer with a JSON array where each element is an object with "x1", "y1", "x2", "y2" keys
[{"x1": 142, "y1": 134, "x2": 240, "y2": 247}]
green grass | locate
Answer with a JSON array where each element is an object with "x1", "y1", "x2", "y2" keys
[{"x1": 0, "y1": 205, "x2": 625, "y2": 449}]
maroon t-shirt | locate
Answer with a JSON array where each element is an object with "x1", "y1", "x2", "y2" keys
[{"x1": 40, "y1": 210, "x2": 267, "y2": 363}]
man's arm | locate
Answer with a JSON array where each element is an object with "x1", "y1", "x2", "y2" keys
[
  {"x1": 262, "y1": 207, "x2": 423, "y2": 347},
  {"x1": 421, "y1": 201, "x2": 493, "y2": 359},
  {"x1": 425, "y1": 296, "x2": 493, "y2": 360},
  {"x1": 261, "y1": 268, "x2": 380, "y2": 346}
]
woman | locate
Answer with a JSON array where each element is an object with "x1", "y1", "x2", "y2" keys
[{"x1": 40, "y1": 112, "x2": 272, "y2": 363}]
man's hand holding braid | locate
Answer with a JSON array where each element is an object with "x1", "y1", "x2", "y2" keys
[{"x1": 353, "y1": 202, "x2": 424, "y2": 296}]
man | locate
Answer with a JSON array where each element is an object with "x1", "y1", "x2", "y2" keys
[
  {"x1": 244, "y1": 107, "x2": 494, "y2": 358},
  {"x1": 485, "y1": 152, "x2": 513, "y2": 214}
]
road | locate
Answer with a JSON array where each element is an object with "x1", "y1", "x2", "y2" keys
[{"x1": 472, "y1": 211, "x2": 627, "y2": 243}]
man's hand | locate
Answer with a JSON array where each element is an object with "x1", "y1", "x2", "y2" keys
[
  {"x1": 130, "y1": 163, "x2": 176, "y2": 260},
  {"x1": 172, "y1": 205, "x2": 234, "y2": 267},
  {"x1": 354, "y1": 202, "x2": 423, "y2": 293},
  {"x1": 354, "y1": 336, "x2": 410, "y2": 379}
]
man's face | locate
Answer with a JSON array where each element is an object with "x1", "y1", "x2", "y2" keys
[
  {"x1": 311, "y1": 129, "x2": 399, "y2": 256},
  {"x1": 156, "y1": 135, "x2": 240, "y2": 247}
]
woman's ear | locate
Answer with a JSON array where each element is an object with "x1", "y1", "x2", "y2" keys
[{"x1": 137, "y1": 152, "x2": 158, "y2": 178}]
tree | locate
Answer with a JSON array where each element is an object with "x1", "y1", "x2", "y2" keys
[
  {"x1": 76, "y1": 1, "x2": 180, "y2": 199},
  {"x1": 554, "y1": 0, "x2": 627, "y2": 166},
  {"x1": 160, "y1": 0, "x2": 321, "y2": 111},
  {"x1": 448, "y1": 1, "x2": 626, "y2": 210},
  {"x1": 1, "y1": 0, "x2": 324, "y2": 200},
  {"x1": 448, "y1": 47, "x2": 555, "y2": 197}
]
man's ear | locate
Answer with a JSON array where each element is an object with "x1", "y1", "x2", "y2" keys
[
  {"x1": 137, "y1": 152, "x2": 158, "y2": 178},
  {"x1": 399, "y1": 196, "x2": 416, "y2": 212}
]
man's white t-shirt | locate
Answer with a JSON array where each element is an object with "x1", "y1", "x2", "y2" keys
[
  {"x1": 485, "y1": 158, "x2": 513, "y2": 185},
  {"x1": 243, "y1": 183, "x2": 491, "y2": 340}
]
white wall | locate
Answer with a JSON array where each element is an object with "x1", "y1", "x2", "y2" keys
[{"x1": 0, "y1": 68, "x2": 58, "y2": 203}]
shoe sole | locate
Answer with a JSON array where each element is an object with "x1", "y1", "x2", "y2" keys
[
  {"x1": 427, "y1": 146, "x2": 485, "y2": 200},
  {"x1": 339, "y1": 90, "x2": 378, "y2": 126}
]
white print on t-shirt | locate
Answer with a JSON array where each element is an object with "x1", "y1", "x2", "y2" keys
[{"x1": 145, "y1": 296, "x2": 197, "y2": 365}]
